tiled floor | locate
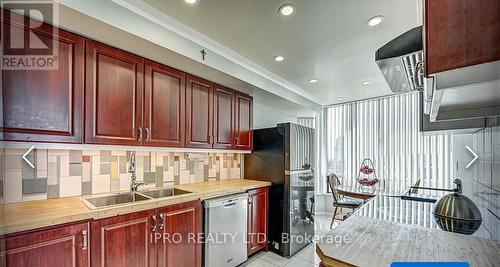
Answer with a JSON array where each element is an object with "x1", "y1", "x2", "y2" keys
[{"x1": 239, "y1": 214, "x2": 336, "y2": 267}]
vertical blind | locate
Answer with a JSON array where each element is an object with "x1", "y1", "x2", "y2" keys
[
  {"x1": 297, "y1": 117, "x2": 316, "y2": 129},
  {"x1": 321, "y1": 92, "x2": 455, "y2": 193}
]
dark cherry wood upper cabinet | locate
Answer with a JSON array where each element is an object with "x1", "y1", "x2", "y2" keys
[
  {"x1": 144, "y1": 60, "x2": 186, "y2": 147},
  {"x1": 186, "y1": 74, "x2": 214, "y2": 149},
  {"x1": 157, "y1": 200, "x2": 202, "y2": 267},
  {"x1": 2, "y1": 11, "x2": 84, "y2": 143},
  {"x1": 5, "y1": 222, "x2": 89, "y2": 267},
  {"x1": 247, "y1": 187, "x2": 268, "y2": 256},
  {"x1": 213, "y1": 84, "x2": 235, "y2": 149},
  {"x1": 85, "y1": 39, "x2": 144, "y2": 145},
  {"x1": 234, "y1": 92, "x2": 253, "y2": 150},
  {"x1": 90, "y1": 209, "x2": 156, "y2": 267},
  {"x1": 424, "y1": 0, "x2": 500, "y2": 76}
]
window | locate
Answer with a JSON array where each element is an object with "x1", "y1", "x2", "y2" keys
[{"x1": 320, "y1": 92, "x2": 455, "y2": 193}]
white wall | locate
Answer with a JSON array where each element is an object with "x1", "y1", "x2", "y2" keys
[
  {"x1": 452, "y1": 134, "x2": 475, "y2": 196},
  {"x1": 253, "y1": 102, "x2": 297, "y2": 129}
]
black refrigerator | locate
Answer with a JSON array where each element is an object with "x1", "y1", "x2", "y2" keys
[{"x1": 244, "y1": 123, "x2": 315, "y2": 257}]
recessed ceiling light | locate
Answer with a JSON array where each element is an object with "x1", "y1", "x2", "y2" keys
[
  {"x1": 362, "y1": 80, "x2": 372, "y2": 85},
  {"x1": 336, "y1": 97, "x2": 344, "y2": 101},
  {"x1": 279, "y1": 4, "x2": 295, "y2": 16},
  {"x1": 308, "y1": 79, "x2": 318, "y2": 83},
  {"x1": 367, "y1": 15, "x2": 384, "y2": 27},
  {"x1": 273, "y1": 55, "x2": 285, "y2": 62},
  {"x1": 184, "y1": 0, "x2": 197, "y2": 4}
]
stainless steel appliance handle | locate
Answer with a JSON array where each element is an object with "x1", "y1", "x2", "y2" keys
[{"x1": 82, "y1": 229, "x2": 88, "y2": 250}]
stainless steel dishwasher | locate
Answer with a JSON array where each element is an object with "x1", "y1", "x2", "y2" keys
[{"x1": 204, "y1": 193, "x2": 248, "y2": 267}]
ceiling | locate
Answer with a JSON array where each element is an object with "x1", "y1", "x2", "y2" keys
[{"x1": 142, "y1": 0, "x2": 422, "y2": 105}]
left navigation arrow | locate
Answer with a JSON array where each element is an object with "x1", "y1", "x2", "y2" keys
[{"x1": 23, "y1": 145, "x2": 35, "y2": 168}]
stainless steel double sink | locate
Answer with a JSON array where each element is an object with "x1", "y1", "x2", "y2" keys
[{"x1": 81, "y1": 188, "x2": 192, "y2": 209}]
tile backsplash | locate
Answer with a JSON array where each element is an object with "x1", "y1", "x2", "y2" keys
[{"x1": 2, "y1": 149, "x2": 243, "y2": 204}]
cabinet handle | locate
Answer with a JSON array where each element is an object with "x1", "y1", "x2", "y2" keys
[
  {"x1": 151, "y1": 215, "x2": 157, "y2": 231},
  {"x1": 82, "y1": 229, "x2": 88, "y2": 250},
  {"x1": 146, "y1": 128, "x2": 151, "y2": 141},
  {"x1": 138, "y1": 127, "x2": 143, "y2": 141},
  {"x1": 159, "y1": 213, "x2": 165, "y2": 230},
  {"x1": 235, "y1": 137, "x2": 239, "y2": 145}
]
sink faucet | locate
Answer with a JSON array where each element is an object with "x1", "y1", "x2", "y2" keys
[{"x1": 128, "y1": 152, "x2": 144, "y2": 191}]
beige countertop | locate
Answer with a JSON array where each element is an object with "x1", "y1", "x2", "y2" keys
[
  {"x1": 316, "y1": 196, "x2": 500, "y2": 266},
  {"x1": 0, "y1": 179, "x2": 270, "y2": 235}
]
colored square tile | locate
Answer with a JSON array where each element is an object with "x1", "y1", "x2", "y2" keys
[
  {"x1": 47, "y1": 184, "x2": 59, "y2": 199},
  {"x1": 155, "y1": 167, "x2": 164, "y2": 187},
  {"x1": 100, "y1": 162, "x2": 111, "y2": 175},
  {"x1": 119, "y1": 174, "x2": 131, "y2": 191},
  {"x1": 22, "y1": 178, "x2": 47, "y2": 195},
  {"x1": 144, "y1": 155, "x2": 151, "y2": 172},
  {"x1": 82, "y1": 162, "x2": 91, "y2": 182},
  {"x1": 59, "y1": 156, "x2": 69, "y2": 177},
  {"x1": 21, "y1": 153, "x2": 35, "y2": 179},
  {"x1": 47, "y1": 162, "x2": 58, "y2": 185},
  {"x1": 36, "y1": 149, "x2": 48, "y2": 171},
  {"x1": 92, "y1": 156, "x2": 100, "y2": 175},
  {"x1": 4, "y1": 155, "x2": 22, "y2": 171},
  {"x1": 5, "y1": 171, "x2": 22, "y2": 203},
  {"x1": 100, "y1": 151, "x2": 112, "y2": 162},
  {"x1": 82, "y1": 181, "x2": 92, "y2": 195},
  {"x1": 59, "y1": 176, "x2": 82, "y2": 197},
  {"x1": 119, "y1": 156, "x2": 127, "y2": 173},
  {"x1": 144, "y1": 172, "x2": 155, "y2": 184},
  {"x1": 69, "y1": 163, "x2": 82, "y2": 176},
  {"x1": 110, "y1": 180, "x2": 119, "y2": 192},
  {"x1": 82, "y1": 155, "x2": 91, "y2": 162},
  {"x1": 111, "y1": 162, "x2": 119, "y2": 180},
  {"x1": 69, "y1": 150, "x2": 82, "y2": 164},
  {"x1": 36, "y1": 170, "x2": 48, "y2": 179},
  {"x1": 92, "y1": 175, "x2": 110, "y2": 194}
]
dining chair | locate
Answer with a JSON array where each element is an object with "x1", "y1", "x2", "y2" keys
[{"x1": 327, "y1": 173, "x2": 364, "y2": 229}]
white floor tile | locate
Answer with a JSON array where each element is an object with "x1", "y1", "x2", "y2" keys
[
  {"x1": 260, "y1": 252, "x2": 292, "y2": 267},
  {"x1": 239, "y1": 258, "x2": 278, "y2": 267},
  {"x1": 295, "y1": 244, "x2": 321, "y2": 264},
  {"x1": 284, "y1": 257, "x2": 316, "y2": 267}
]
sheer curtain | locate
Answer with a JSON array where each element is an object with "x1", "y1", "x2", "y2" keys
[{"x1": 320, "y1": 92, "x2": 455, "y2": 193}]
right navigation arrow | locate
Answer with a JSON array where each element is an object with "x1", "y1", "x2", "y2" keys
[{"x1": 465, "y1": 146, "x2": 478, "y2": 169}]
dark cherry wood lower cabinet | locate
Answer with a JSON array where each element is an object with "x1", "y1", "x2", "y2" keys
[
  {"x1": 247, "y1": 187, "x2": 269, "y2": 256},
  {"x1": 157, "y1": 200, "x2": 202, "y2": 267},
  {"x1": 91, "y1": 209, "x2": 157, "y2": 267},
  {"x1": 90, "y1": 201, "x2": 202, "y2": 267},
  {"x1": 4, "y1": 222, "x2": 89, "y2": 267}
]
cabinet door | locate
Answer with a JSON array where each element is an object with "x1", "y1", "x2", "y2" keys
[
  {"x1": 213, "y1": 84, "x2": 234, "y2": 149},
  {"x1": 85, "y1": 40, "x2": 144, "y2": 145},
  {"x1": 144, "y1": 60, "x2": 186, "y2": 147},
  {"x1": 247, "y1": 187, "x2": 268, "y2": 255},
  {"x1": 234, "y1": 92, "x2": 253, "y2": 150},
  {"x1": 186, "y1": 75, "x2": 213, "y2": 148},
  {"x1": 424, "y1": 0, "x2": 500, "y2": 75},
  {"x1": 5, "y1": 222, "x2": 89, "y2": 267},
  {"x1": 157, "y1": 200, "x2": 202, "y2": 267},
  {"x1": 2, "y1": 10, "x2": 84, "y2": 143},
  {"x1": 90, "y1": 209, "x2": 156, "y2": 267}
]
